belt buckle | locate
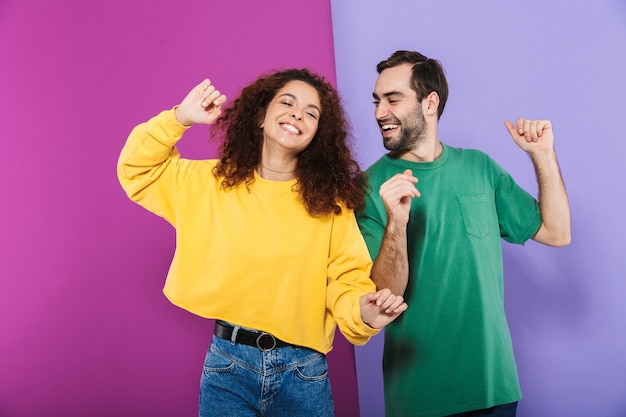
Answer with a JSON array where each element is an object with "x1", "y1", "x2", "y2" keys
[{"x1": 256, "y1": 332, "x2": 277, "y2": 351}]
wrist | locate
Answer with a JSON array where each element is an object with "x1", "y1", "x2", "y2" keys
[
  {"x1": 385, "y1": 217, "x2": 409, "y2": 234},
  {"x1": 174, "y1": 105, "x2": 192, "y2": 127},
  {"x1": 529, "y1": 148, "x2": 557, "y2": 164}
]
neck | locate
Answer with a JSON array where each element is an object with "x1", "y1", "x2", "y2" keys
[
  {"x1": 259, "y1": 163, "x2": 295, "y2": 174},
  {"x1": 392, "y1": 139, "x2": 442, "y2": 162},
  {"x1": 257, "y1": 147, "x2": 297, "y2": 180},
  {"x1": 257, "y1": 163, "x2": 296, "y2": 181}
]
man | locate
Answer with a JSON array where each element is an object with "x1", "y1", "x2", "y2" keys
[{"x1": 356, "y1": 50, "x2": 571, "y2": 417}]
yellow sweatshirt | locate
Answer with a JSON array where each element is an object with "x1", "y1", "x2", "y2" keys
[{"x1": 117, "y1": 109, "x2": 379, "y2": 353}]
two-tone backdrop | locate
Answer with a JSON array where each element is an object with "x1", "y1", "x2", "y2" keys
[{"x1": 2, "y1": 1, "x2": 625, "y2": 416}]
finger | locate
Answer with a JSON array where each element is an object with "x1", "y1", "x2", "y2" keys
[
  {"x1": 503, "y1": 120, "x2": 519, "y2": 138},
  {"x1": 201, "y1": 85, "x2": 216, "y2": 97},
  {"x1": 386, "y1": 171, "x2": 416, "y2": 183},
  {"x1": 527, "y1": 120, "x2": 539, "y2": 142},
  {"x1": 515, "y1": 117, "x2": 525, "y2": 135},
  {"x1": 536, "y1": 120, "x2": 550, "y2": 137},
  {"x1": 402, "y1": 169, "x2": 418, "y2": 183},
  {"x1": 380, "y1": 178, "x2": 415, "y2": 197},
  {"x1": 378, "y1": 294, "x2": 403, "y2": 312},
  {"x1": 377, "y1": 294, "x2": 395, "y2": 310},
  {"x1": 386, "y1": 300, "x2": 408, "y2": 314},
  {"x1": 200, "y1": 79, "x2": 212, "y2": 92},
  {"x1": 393, "y1": 302, "x2": 408, "y2": 314},
  {"x1": 518, "y1": 118, "x2": 531, "y2": 142},
  {"x1": 384, "y1": 295, "x2": 405, "y2": 313},
  {"x1": 214, "y1": 94, "x2": 227, "y2": 107},
  {"x1": 380, "y1": 181, "x2": 420, "y2": 199},
  {"x1": 202, "y1": 91, "x2": 226, "y2": 109},
  {"x1": 381, "y1": 174, "x2": 420, "y2": 193},
  {"x1": 204, "y1": 89, "x2": 222, "y2": 105},
  {"x1": 402, "y1": 172, "x2": 418, "y2": 184},
  {"x1": 374, "y1": 288, "x2": 391, "y2": 306},
  {"x1": 200, "y1": 85, "x2": 215, "y2": 107},
  {"x1": 387, "y1": 170, "x2": 417, "y2": 183}
]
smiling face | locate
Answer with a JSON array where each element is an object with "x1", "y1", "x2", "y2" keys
[
  {"x1": 261, "y1": 80, "x2": 322, "y2": 156},
  {"x1": 373, "y1": 63, "x2": 427, "y2": 151}
]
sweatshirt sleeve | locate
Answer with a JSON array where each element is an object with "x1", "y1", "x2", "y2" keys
[
  {"x1": 326, "y1": 209, "x2": 380, "y2": 345},
  {"x1": 117, "y1": 108, "x2": 190, "y2": 225}
]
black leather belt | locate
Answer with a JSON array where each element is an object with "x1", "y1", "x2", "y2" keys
[{"x1": 214, "y1": 320, "x2": 292, "y2": 351}]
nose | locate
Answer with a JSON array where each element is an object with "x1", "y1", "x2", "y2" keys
[
  {"x1": 374, "y1": 103, "x2": 389, "y2": 121},
  {"x1": 291, "y1": 109, "x2": 302, "y2": 120}
]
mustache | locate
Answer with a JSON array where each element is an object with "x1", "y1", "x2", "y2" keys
[{"x1": 377, "y1": 117, "x2": 401, "y2": 125}]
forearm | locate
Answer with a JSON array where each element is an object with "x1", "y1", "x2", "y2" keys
[
  {"x1": 371, "y1": 220, "x2": 409, "y2": 295},
  {"x1": 531, "y1": 149, "x2": 571, "y2": 246}
]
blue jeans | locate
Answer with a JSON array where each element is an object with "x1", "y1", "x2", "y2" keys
[
  {"x1": 199, "y1": 335, "x2": 335, "y2": 417},
  {"x1": 446, "y1": 401, "x2": 518, "y2": 417}
]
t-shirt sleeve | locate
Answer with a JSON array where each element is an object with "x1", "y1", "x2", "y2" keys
[
  {"x1": 494, "y1": 165, "x2": 542, "y2": 244},
  {"x1": 356, "y1": 191, "x2": 387, "y2": 260}
]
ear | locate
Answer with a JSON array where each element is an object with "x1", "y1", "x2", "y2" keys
[{"x1": 423, "y1": 91, "x2": 440, "y2": 116}]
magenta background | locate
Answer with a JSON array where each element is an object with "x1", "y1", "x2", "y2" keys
[
  {"x1": 330, "y1": 1, "x2": 626, "y2": 416},
  {"x1": 0, "y1": 1, "x2": 362, "y2": 416},
  {"x1": 3, "y1": 1, "x2": 626, "y2": 416}
]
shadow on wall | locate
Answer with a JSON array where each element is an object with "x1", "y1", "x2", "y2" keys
[
  {"x1": 502, "y1": 204, "x2": 626, "y2": 417},
  {"x1": 503, "y1": 242, "x2": 583, "y2": 417}
]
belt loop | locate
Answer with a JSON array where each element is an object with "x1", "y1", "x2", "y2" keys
[{"x1": 230, "y1": 325, "x2": 240, "y2": 346}]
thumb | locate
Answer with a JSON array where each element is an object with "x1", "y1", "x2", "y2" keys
[{"x1": 503, "y1": 120, "x2": 518, "y2": 137}]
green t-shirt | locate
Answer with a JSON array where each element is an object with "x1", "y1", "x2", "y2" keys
[{"x1": 356, "y1": 143, "x2": 542, "y2": 417}]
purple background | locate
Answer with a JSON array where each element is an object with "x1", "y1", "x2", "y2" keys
[
  {"x1": 0, "y1": 1, "x2": 361, "y2": 416},
  {"x1": 2, "y1": 1, "x2": 626, "y2": 416},
  {"x1": 330, "y1": 1, "x2": 626, "y2": 416}
]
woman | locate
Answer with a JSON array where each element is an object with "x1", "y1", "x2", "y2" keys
[{"x1": 118, "y1": 68, "x2": 407, "y2": 416}]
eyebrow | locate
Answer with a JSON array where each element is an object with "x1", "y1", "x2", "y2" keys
[
  {"x1": 372, "y1": 91, "x2": 405, "y2": 99},
  {"x1": 280, "y1": 93, "x2": 321, "y2": 114}
]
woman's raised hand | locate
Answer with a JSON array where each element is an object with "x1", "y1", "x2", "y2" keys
[{"x1": 175, "y1": 79, "x2": 227, "y2": 127}]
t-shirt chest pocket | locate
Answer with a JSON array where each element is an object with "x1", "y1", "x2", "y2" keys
[{"x1": 457, "y1": 194, "x2": 492, "y2": 239}]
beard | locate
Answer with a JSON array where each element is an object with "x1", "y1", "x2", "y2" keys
[{"x1": 383, "y1": 104, "x2": 427, "y2": 152}]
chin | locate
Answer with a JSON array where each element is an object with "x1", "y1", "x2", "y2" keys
[{"x1": 383, "y1": 138, "x2": 397, "y2": 150}]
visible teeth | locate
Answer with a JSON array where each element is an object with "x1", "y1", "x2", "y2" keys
[
  {"x1": 382, "y1": 124, "x2": 399, "y2": 131},
  {"x1": 282, "y1": 123, "x2": 300, "y2": 134}
]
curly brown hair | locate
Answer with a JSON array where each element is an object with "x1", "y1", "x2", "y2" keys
[{"x1": 210, "y1": 68, "x2": 367, "y2": 215}]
